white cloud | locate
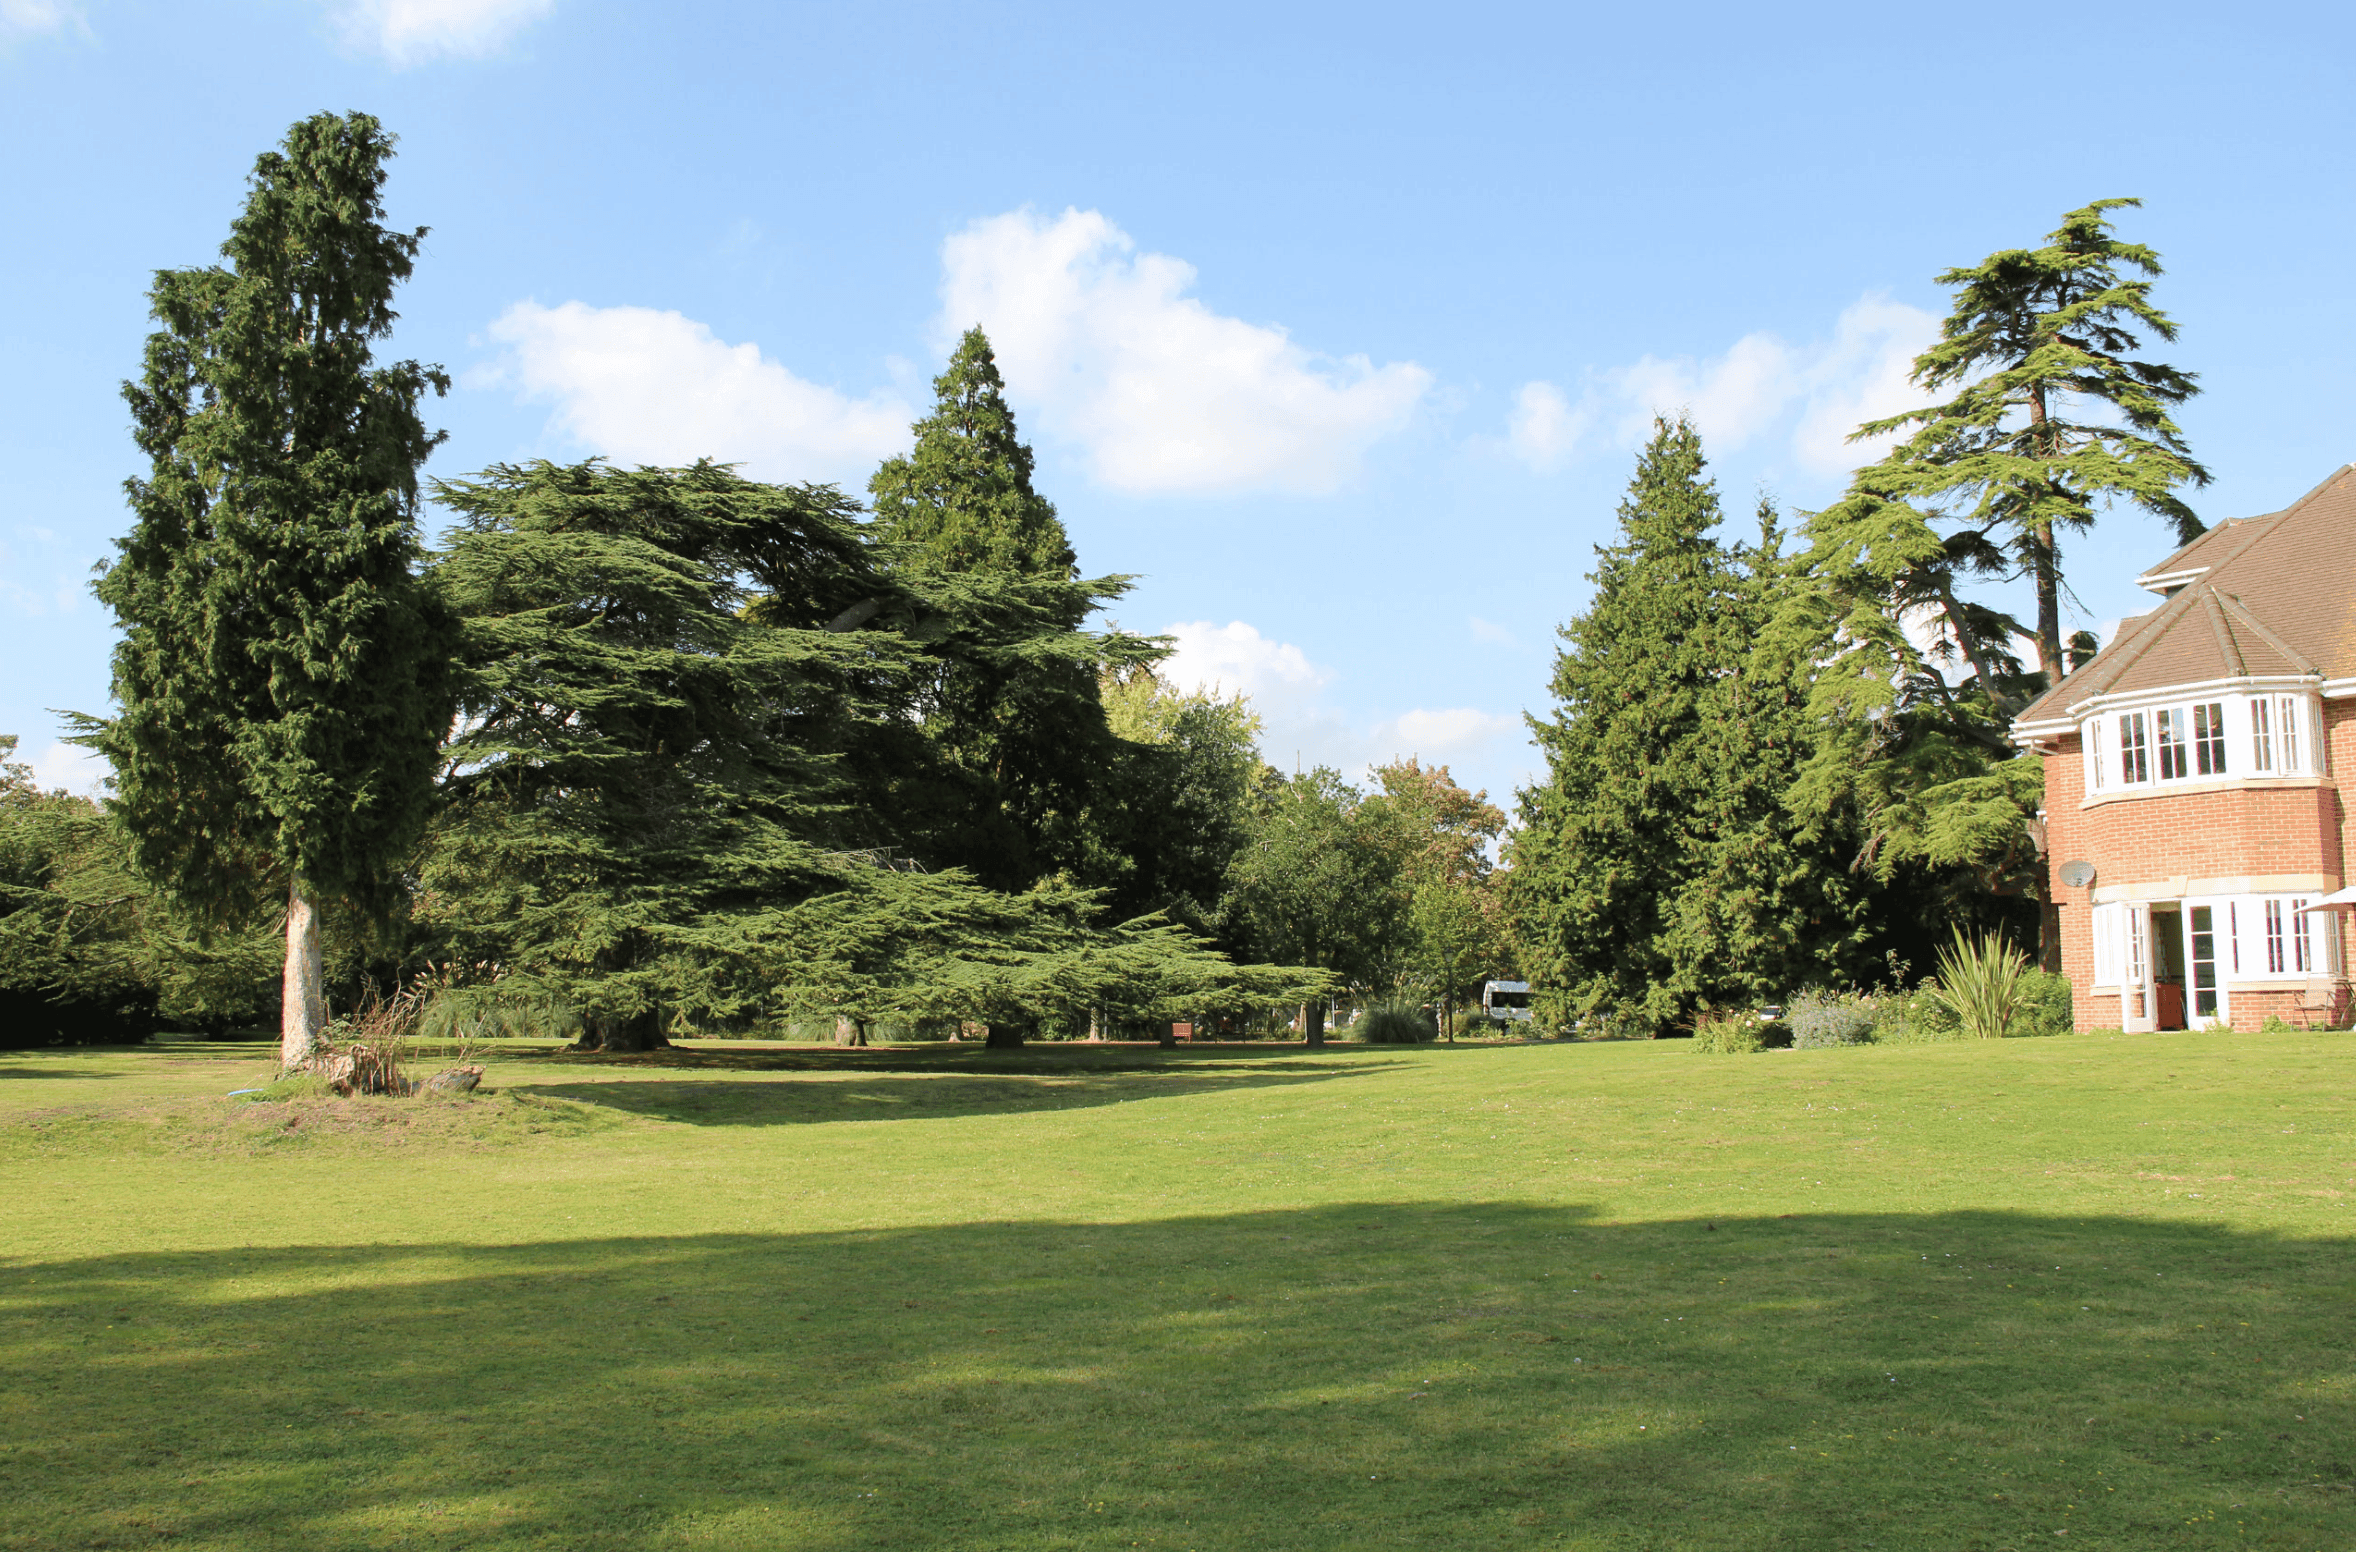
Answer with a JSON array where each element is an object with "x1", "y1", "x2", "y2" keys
[
  {"x1": 25, "y1": 740, "x2": 106, "y2": 798},
  {"x1": 1506, "y1": 381, "x2": 1586, "y2": 473},
  {"x1": 481, "y1": 300, "x2": 912, "y2": 487},
  {"x1": 1160, "y1": 619, "x2": 1520, "y2": 781},
  {"x1": 1506, "y1": 294, "x2": 1939, "y2": 478},
  {"x1": 1467, "y1": 616, "x2": 1516, "y2": 646},
  {"x1": 938, "y1": 208, "x2": 1432, "y2": 495},
  {"x1": 0, "y1": 0, "x2": 81, "y2": 39},
  {"x1": 328, "y1": 0, "x2": 555, "y2": 65}
]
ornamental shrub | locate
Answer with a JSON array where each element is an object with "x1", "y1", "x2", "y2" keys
[
  {"x1": 2011, "y1": 968, "x2": 2074, "y2": 1038},
  {"x1": 1789, "y1": 988, "x2": 1879, "y2": 1048},
  {"x1": 1357, "y1": 1004, "x2": 1435, "y2": 1043},
  {"x1": 1691, "y1": 1009, "x2": 1789, "y2": 1053}
]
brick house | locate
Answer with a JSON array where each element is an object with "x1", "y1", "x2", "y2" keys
[{"x1": 2011, "y1": 465, "x2": 2355, "y2": 1032}]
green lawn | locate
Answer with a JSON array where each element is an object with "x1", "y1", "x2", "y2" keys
[{"x1": 2, "y1": 1031, "x2": 2351, "y2": 1550}]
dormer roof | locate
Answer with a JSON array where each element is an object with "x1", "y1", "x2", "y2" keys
[{"x1": 2015, "y1": 463, "x2": 2356, "y2": 730}]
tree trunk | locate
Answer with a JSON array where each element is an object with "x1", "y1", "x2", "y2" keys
[
  {"x1": 833, "y1": 1016, "x2": 868, "y2": 1047},
  {"x1": 984, "y1": 1023, "x2": 1025, "y2": 1049},
  {"x1": 1086, "y1": 1006, "x2": 1103, "y2": 1043},
  {"x1": 2025, "y1": 388, "x2": 2064, "y2": 685},
  {"x1": 1301, "y1": 999, "x2": 1326, "y2": 1048},
  {"x1": 571, "y1": 1007, "x2": 670, "y2": 1053},
  {"x1": 280, "y1": 879, "x2": 327, "y2": 1071}
]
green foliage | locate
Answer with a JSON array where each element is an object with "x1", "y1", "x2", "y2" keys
[
  {"x1": 1875, "y1": 986, "x2": 1965, "y2": 1044},
  {"x1": 1788, "y1": 988, "x2": 1880, "y2": 1048},
  {"x1": 2013, "y1": 968, "x2": 2075, "y2": 1038},
  {"x1": 417, "y1": 459, "x2": 903, "y2": 1049},
  {"x1": 1690, "y1": 1009, "x2": 1783, "y2": 1054},
  {"x1": 869, "y1": 328, "x2": 1075, "y2": 577},
  {"x1": 861, "y1": 328, "x2": 1157, "y2": 893},
  {"x1": 1, "y1": 737, "x2": 282, "y2": 1045},
  {"x1": 1224, "y1": 767, "x2": 1407, "y2": 1038},
  {"x1": 88, "y1": 112, "x2": 454, "y2": 929},
  {"x1": 1366, "y1": 758, "x2": 1511, "y2": 1022},
  {"x1": 1354, "y1": 1004, "x2": 1434, "y2": 1044},
  {"x1": 1099, "y1": 667, "x2": 1263, "y2": 935},
  {"x1": 1512, "y1": 420, "x2": 1868, "y2": 1036},
  {"x1": 1852, "y1": 199, "x2": 2206, "y2": 678},
  {"x1": 1930, "y1": 930, "x2": 2033, "y2": 1039}
]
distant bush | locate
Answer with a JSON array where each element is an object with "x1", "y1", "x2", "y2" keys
[
  {"x1": 1356, "y1": 1005, "x2": 1435, "y2": 1044},
  {"x1": 1875, "y1": 986, "x2": 1964, "y2": 1044},
  {"x1": 1789, "y1": 988, "x2": 1879, "y2": 1048},
  {"x1": 1691, "y1": 1009, "x2": 1788, "y2": 1054},
  {"x1": 2012, "y1": 969, "x2": 2073, "y2": 1038}
]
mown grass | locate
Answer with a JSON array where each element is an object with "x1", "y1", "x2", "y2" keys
[{"x1": 1, "y1": 1030, "x2": 2352, "y2": 1549}]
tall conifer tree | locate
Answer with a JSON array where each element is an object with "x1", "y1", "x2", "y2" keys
[
  {"x1": 1511, "y1": 417, "x2": 1737, "y2": 1034},
  {"x1": 866, "y1": 328, "x2": 1122, "y2": 890},
  {"x1": 1852, "y1": 199, "x2": 2205, "y2": 682},
  {"x1": 90, "y1": 113, "x2": 451, "y2": 1068}
]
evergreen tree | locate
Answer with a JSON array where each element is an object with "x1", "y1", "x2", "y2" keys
[
  {"x1": 1853, "y1": 199, "x2": 2206, "y2": 682},
  {"x1": 417, "y1": 461, "x2": 903, "y2": 1052},
  {"x1": 1509, "y1": 418, "x2": 1858, "y2": 1036},
  {"x1": 865, "y1": 327, "x2": 1134, "y2": 890},
  {"x1": 870, "y1": 327, "x2": 1077, "y2": 578},
  {"x1": 1668, "y1": 502, "x2": 1874, "y2": 1004},
  {"x1": 87, "y1": 113, "x2": 452, "y2": 1068}
]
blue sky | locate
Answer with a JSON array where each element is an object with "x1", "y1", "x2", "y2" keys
[{"x1": 4, "y1": 1, "x2": 2352, "y2": 809}]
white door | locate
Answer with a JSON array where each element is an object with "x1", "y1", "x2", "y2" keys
[
  {"x1": 2185, "y1": 903, "x2": 2228, "y2": 1029},
  {"x1": 2121, "y1": 903, "x2": 2155, "y2": 1032}
]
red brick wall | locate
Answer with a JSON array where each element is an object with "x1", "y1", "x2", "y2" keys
[{"x1": 2043, "y1": 702, "x2": 2354, "y2": 1032}]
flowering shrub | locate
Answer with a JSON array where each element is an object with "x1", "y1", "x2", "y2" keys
[{"x1": 1691, "y1": 1009, "x2": 1790, "y2": 1054}]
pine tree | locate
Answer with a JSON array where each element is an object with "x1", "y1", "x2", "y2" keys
[
  {"x1": 88, "y1": 113, "x2": 452, "y2": 1069},
  {"x1": 1854, "y1": 199, "x2": 2206, "y2": 682}
]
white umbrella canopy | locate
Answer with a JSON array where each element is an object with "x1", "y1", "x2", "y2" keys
[{"x1": 2308, "y1": 885, "x2": 2356, "y2": 911}]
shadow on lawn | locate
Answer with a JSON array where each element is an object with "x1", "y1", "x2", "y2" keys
[
  {"x1": 514, "y1": 1058, "x2": 1399, "y2": 1127},
  {"x1": 7, "y1": 1204, "x2": 2353, "y2": 1550}
]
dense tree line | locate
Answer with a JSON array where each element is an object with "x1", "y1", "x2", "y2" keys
[
  {"x1": 1513, "y1": 201, "x2": 2204, "y2": 1033},
  {"x1": 0, "y1": 119, "x2": 2201, "y2": 1050}
]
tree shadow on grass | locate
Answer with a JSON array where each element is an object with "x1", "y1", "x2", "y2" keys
[
  {"x1": 6, "y1": 1204, "x2": 2352, "y2": 1551},
  {"x1": 513, "y1": 1059, "x2": 1402, "y2": 1128}
]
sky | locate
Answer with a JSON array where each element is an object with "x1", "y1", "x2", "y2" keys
[{"x1": 4, "y1": 0, "x2": 2353, "y2": 811}]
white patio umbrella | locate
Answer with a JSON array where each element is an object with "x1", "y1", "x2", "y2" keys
[{"x1": 2306, "y1": 885, "x2": 2356, "y2": 912}]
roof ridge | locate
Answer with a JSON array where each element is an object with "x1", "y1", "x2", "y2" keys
[
  {"x1": 2061, "y1": 582, "x2": 2207, "y2": 706},
  {"x1": 2199, "y1": 589, "x2": 2246, "y2": 677},
  {"x1": 2214, "y1": 590, "x2": 2323, "y2": 676}
]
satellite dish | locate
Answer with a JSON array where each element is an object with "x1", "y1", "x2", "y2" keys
[{"x1": 2058, "y1": 860, "x2": 2096, "y2": 889}]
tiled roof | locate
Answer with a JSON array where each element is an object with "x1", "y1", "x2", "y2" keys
[{"x1": 2015, "y1": 463, "x2": 2356, "y2": 727}]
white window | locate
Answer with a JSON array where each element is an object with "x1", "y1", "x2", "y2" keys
[
  {"x1": 2155, "y1": 708, "x2": 2188, "y2": 780},
  {"x1": 2088, "y1": 718, "x2": 2106, "y2": 792},
  {"x1": 2193, "y1": 702, "x2": 2227, "y2": 776},
  {"x1": 2292, "y1": 898, "x2": 2314, "y2": 974},
  {"x1": 2227, "y1": 901, "x2": 2241, "y2": 973},
  {"x1": 2119, "y1": 712, "x2": 2150, "y2": 785},
  {"x1": 2265, "y1": 899, "x2": 2288, "y2": 973},
  {"x1": 2278, "y1": 696, "x2": 2304, "y2": 774},
  {"x1": 2252, "y1": 698, "x2": 2275, "y2": 771}
]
